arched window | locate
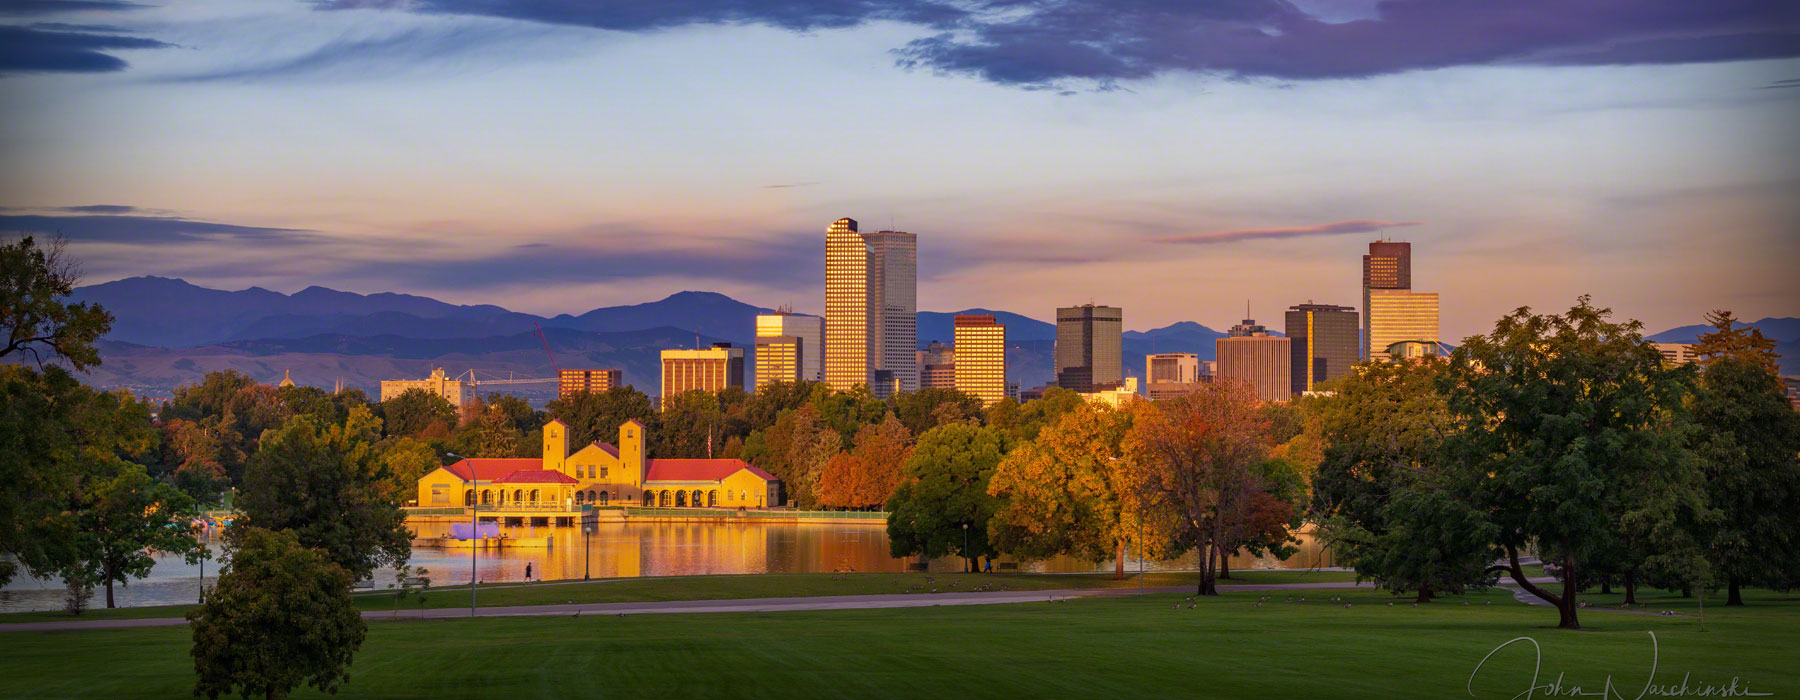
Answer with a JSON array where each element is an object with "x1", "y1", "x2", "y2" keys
[
  {"x1": 574, "y1": 491, "x2": 586, "y2": 505},
  {"x1": 482, "y1": 489, "x2": 493, "y2": 505},
  {"x1": 465, "y1": 490, "x2": 476, "y2": 506},
  {"x1": 707, "y1": 490, "x2": 718, "y2": 507},
  {"x1": 660, "y1": 491, "x2": 670, "y2": 507},
  {"x1": 692, "y1": 490, "x2": 703, "y2": 508},
  {"x1": 675, "y1": 491, "x2": 687, "y2": 507},
  {"x1": 530, "y1": 488, "x2": 541, "y2": 503},
  {"x1": 597, "y1": 491, "x2": 609, "y2": 506},
  {"x1": 514, "y1": 489, "x2": 525, "y2": 502}
]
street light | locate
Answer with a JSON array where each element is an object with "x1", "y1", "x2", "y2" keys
[
  {"x1": 448, "y1": 452, "x2": 477, "y2": 618},
  {"x1": 963, "y1": 523, "x2": 970, "y2": 573}
]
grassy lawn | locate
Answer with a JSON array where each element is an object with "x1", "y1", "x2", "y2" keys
[
  {"x1": 0, "y1": 586, "x2": 1792, "y2": 699},
  {"x1": 0, "y1": 569, "x2": 1359, "y2": 623}
]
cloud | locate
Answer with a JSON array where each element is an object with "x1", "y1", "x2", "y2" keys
[
  {"x1": 0, "y1": 212, "x2": 318, "y2": 244},
  {"x1": 1152, "y1": 219, "x2": 1421, "y2": 245},
  {"x1": 0, "y1": 0, "x2": 152, "y2": 16},
  {"x1": 321, "y1": 0, "x2": 968, "y2": 32},
  {"x1": 0, "y1": 23, "x2": 170, "y2": 75}
]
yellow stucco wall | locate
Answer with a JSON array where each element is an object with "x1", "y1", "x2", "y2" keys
[{"x1": 417, "y1": 467, "x2": 466, "y2": 507}]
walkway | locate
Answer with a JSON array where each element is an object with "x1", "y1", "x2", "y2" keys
[{"x1": 2, "y1": 578, "x2": 1593, "y2": 633}]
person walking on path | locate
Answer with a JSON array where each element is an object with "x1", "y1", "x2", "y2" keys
[{"x1": 525, "y1": 563, "x2": 533, "y2": 581}]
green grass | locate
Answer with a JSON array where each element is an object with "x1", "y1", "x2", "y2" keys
[
  {"x1": 0, "y1": 569, "x2": 1359, "y2": 623},
  {"x1": 1, "y1": 586, "x2": 1794, "y2": 699}
]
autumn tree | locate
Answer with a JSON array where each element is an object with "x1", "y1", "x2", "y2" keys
[
  {"x1": 1123, "y1": 380, "x2": 1273, "y2": 595},
  {"x1": 190, "y1": 527, "x2": 365, "y2": 700},
  {"x1": 988, "y1": 404, "x2": 1136, "y2": 578},
  {"x1": 988, "y1": 387, "x2": 1088, "y2": 442},
  {"x1": 1, "y1": 235, "x2": 113, "y2": 370},
  {"x1": 886, "y1": 423, "x2": 1010, "y2": 572},
  {"x1": 819, "y1": 414, "x2": 912, "y2": 509},
  {"x1": 233, "y1": 416, "x2": 410, "y2": 583},
  {"x1": 379, "y1": 387, "x2": 457, "y2": 439},
  {"x1": 744, "y1": 403, "x2": 842, "y2": 508},
  {"x1": 1689, "y1": 311, "x2": 1800, "y2": 605},
  {"x1": 547, "y1": 386, "x2": 657, "y2": 451},
  {"x1": 890, "y1": 387, "x2": 984, "y2": 435},
  {"x1": 1442, "y1": 297, "x2": 1701, "y2": 629}
]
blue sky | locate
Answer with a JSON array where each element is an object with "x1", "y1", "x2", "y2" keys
[{"x1": 1, "y1": 0, "x2": 1795, "y2": 337}]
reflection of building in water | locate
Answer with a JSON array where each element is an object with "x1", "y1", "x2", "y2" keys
[{"x1": 415, "y1": 419, "x2": 781, "y2": 512}]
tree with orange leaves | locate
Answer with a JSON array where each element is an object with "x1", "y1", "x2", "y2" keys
[
  {"x1": 987, "y1": 403, "x2": 1137, "y2": 579},
  {"x1": 1123, "y1": 379, "x2": 1279, "y2": 595},
  {"x1": 819, "y1": 415, "x2": 912, "y2": 509}
]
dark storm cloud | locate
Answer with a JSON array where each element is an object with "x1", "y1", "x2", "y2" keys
[
  {"x1": 331, "y1": 0, "x2": 1798, "y2": 86},
  {"x1": 0, "y1": 0, "x2": 152, "y2": 16},
  {"x1": 0, "y1": 24, "x2": 171, "y2": 75},
  {"x1": 0, "y1": 213, "x2": 318, "y2": 244},
  {"x1": 320, "y1": 0, "x2": 969, "y2": 32}
]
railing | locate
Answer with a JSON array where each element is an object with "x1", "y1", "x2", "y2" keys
[{"x1": 621, "y1": 507, "x2": 887, "y2": 520}]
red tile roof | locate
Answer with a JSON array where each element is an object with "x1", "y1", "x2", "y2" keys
[
  {"x1": 443, "y1": 458, "x2": 543, "y2": 482},
  {"x1": 645, "y1": 459, "x2": 776, "y2": 483},
  {"x1": 492, "y1": 469, "x2": 578, "y2": 485},
  {"x1": 590, "y1": 442, "x2": 620, "y2": 458}
]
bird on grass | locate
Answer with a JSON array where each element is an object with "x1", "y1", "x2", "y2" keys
[
  {"x1": 1344, "y1": 603, "x2": 1352, "y2": 608},
  {"x1": 1387, "y1": 602, "x2": 1394, "y2": 607}
]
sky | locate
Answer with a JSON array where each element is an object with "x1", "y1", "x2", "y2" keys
[{"x1": 1, "y1": 0, "x2": 1796, "y2": 339}]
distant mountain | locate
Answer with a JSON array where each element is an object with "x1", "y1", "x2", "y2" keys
[
  {"x1": 1647, "y1": 317, "x2": 1800, "y2": 344},
  {"x1": 916, "y1": 309, "x2": 1056, "y2": 345},
  {"x1": 553, "y1": 291, "x2": 772, "y2": 346}
]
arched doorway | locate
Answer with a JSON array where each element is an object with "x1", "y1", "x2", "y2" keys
[
  {"x1": 574, "y1": 491, "x2": 586, "y2": 505},
  {"x1": 465, "y1": 490, "x2": 476, "y2": 506},
  {"x1": 481, "y1": 489, "x2": 493, "y2": 505},
  {"x1": 597, "y1": 491, "x2": 610, "y2": 506},
  {"x1": 675, "y1": 491, "x2": 687, "y2": 507},
  {"x1": 690, "y1": 490, "x2": 703, "y2": 508},
  {"x1": 513, "y1": 489, "x2": 525, "y2": 502},
  {"x1": 529, "y1": 488, "x2": 541, "y2": 503},
  {"x1": 707, "y1": 490, "x2": 718, "y2": 507},
  {"x1": 660, "y1": 491, "x2": 671, "y2": 507}
]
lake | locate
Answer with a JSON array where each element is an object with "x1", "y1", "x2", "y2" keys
[{"x1": 0, "y1": 521, "x2": 1336, "y2": 612}]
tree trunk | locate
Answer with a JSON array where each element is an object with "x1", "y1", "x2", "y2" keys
[
  {"x1": 1218, "y1": 545, "x2": 1232, "y2": 580},
  {"x1": 1600, "y1": 580, "x2": 1612, "y2": 595},
  {"x1": 1198, "y1": 529, "x2": 1220, "y2": 596},
  {"x1": 1727, "y1": 577, "x2": 1744, "y2": 607},
  {"x1": 1557, "y1": 553, "x2": 1581, "y2": 630},
  {"x1": 104, "y1": 561, "x2": 116, "y2": 609},
  {"x1": 1415, "y1": 586, "x2": 1434, "y2": 603},
  {"x1": 1114, "y1": 542, "x2": 1126, "y2": 580},
  {"x1": 1623, "y1": 571, "x2": 1638, "y2": 606}
]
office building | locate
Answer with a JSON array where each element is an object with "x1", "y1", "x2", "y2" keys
[
  {"x1": 952, "y1": 315, "x2": 1007, "y2": 406},
  {"x1": 1362, "y1": 241, "x2": 1411, "y2": 359},
  {"x1": 1653, "y1": 343, "x2": 1699, "y2": 366},
  {"x1": 1216, "y1": 322, "x2": 1292, "y2": 402},
  {"x1": 1286, "y1": 303, "x2": 1360, "y2": 394},
  {"x1": 1081, "y1": 377, "x2": 1141, "y2": 408},
  {"x1": 823, "y1": 217, "x2": 917, "y2": 398},
  {"x1": 381, "y1": 367, "x2": 466, "y2": 408},
  {"x1": 558, "y1": 369, "x2": 622, "y2": 399},
  {"x1": 1146, "y1": 352, "x2": 1203, "y2": 401},
  {"x1": 917, "y1": 340, "x2": 956, "y2": 390},
  {"x1": 660, "y1": 343, "x2": 744, "y2": 400},
  {"x1": 754, "y1": 312, "x2": 823, "y2": 391},
  {"x1": 1366, "y1": 289, "x2": 1440, "y2": 361},
  {"x1": 1055, "y1": 304, "x2": 1123, "y2": 392}
]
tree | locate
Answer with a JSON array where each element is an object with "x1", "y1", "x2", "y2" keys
[
  {"x1": 989, "y1": 387, "x2": 1088, "y2": 442},
  {"x1": 1309, "y1": 358, "x2": 1492, "y2": 601},
  {"x1": 746, "y1": 403, "x2": 841, "y2": 508},
  {"x1": 234, "y1": 416, "x2": 411, "y2": 583},
  {"x1": 546, "y1": 386, "x2": 656, "y2": 451},
  {"x1": 1690, "y1": 311, "x2": 1800, "y2": 605},
  {"x1": 190, "y1": 527, "x2": 366, "y2": 700},
  {"x1": 379, "y1": 388, "x2": 457, "y2": 439},
  {"x1": 656, "y1": 389, "x2": 751, "y2": 458},
  {"x1": 1442, "y1": 297, "x2": 1700, "y2": 629},
  {"x1": 890, "y1": 387, "x2": 984, "y2": 436},
  {"x1": 988, "y1": 404, "x2": 1136, "y2": 578},
  {"x1": 1, "y1": 235, "x2": 112, "y2": 370},
  {"x1": 819, "y1": 415, "x2": 912, "y2": 509},
  {"x1": 377, "y1": 437, "x2": 442, "y2": 504},
  {"x1": 1123, "y1": 380, "x2": 1272, "y2": 595},
  {"x1": 886, "y1": 423, "x2": 1010, "y2": 572},
  {"x1": 58, "y1": 464, "x2": 203, "y2": 609}
]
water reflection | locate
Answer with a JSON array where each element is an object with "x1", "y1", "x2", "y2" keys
[{"x1": 0, "y1": 522, "x2": 1335, "y2": 613}]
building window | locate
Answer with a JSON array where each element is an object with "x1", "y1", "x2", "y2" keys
[
  {"x1": 431, "y1": 485, "x2": 448, "y2": 504},
  {"x1": 601, "y1": 467, "x2": 609, "y2": 479}
]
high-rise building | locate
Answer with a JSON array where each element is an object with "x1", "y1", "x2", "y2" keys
[
  {"x1": 660, "y1": 343, "x2": 744, "y2": 401},
  {"x1": 1362, "y1": 241, "x2": 1412, "y2": 359},
  {"x1": 1216, "y1": 322, "x2": 1292, "y2": 402},
  {"x1": 952, "y1": 315, "x2": 1006, "y2": 406},
  {"x1": 381, "y1": 367, "x2": 466, "y2": 408},
  {"x1": 558, "y1": 369, "x2": 622, "y2": 399},
  {"x1": 1145, "y1": 352, "x2": 1203, "y2": 400},
  {"x1": 917, "y1": 340, "x2": 956, "y2": 390},
  {"x1": 754, "y1": 312, "x2": 823, "y2": 391},
  {"x1": 823, "y1": 217, "x2": 916, "y2": 398},
  {"x1": 1366, "y1": 289, "x2": 1440, "y2": 361},
  {"x1": 1055, "y1": 304, "x2": 1123, "y2": 392},
  {"x1": 1286, "y1": 303, "x2": 1360, "y2": 394},
  {"x1": 1653, "y1": 343, "x2": 1698, "y2": 366}
]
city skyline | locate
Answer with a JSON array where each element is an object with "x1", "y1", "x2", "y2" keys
[{"x1": 2, "y1": 1, "x2": 1793, "y2": 342}]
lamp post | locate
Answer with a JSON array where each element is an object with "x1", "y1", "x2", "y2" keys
[
  {"x1": 449, "y1": 452, "x2": 477, "y2": 618},
  {"x1": 962, "y1": 523, "x2": 970, "y2": 573}
]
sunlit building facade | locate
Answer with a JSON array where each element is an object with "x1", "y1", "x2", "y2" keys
[
  {"x1": 823, "y1": 218, "x2": 916, "y2": 398},
  {"x1": 1216, "y1": 325, "x2": 1292, "y2": 402},
  {"x1": 1366, "y1": 289, "x2": 1440, "y2": 362},
  {"x1": 558, "y1": 368, "x2": 622, "y2": 399},
  {"x1": 1055, "y1": 304, "x2": 1123, "y2": 392},
  {"x1": 381, "y1": 367, "x2": 467, "y2": 408},
  {"x1": 1653, "y1": 342, "x2": 1699, "y2": 366},
  {"x1": 660, "y1": 344, "x2": 744, "y2": 401},
  {"x1": 754, "y1": 312, "x2": 823, "y2": 391},
  {"x1": 1146, "y1": 352, "x2": 1203, "y2": 400},
  {"x1": 917, "y1": 340, "x2": 956, "y2": 390},
  {"x1": 1362, "y1": 241, "x2": 1412, "y2": 359},
  {"x1": 1285, "y1": 303, "x2": 1359, "y2": 394},
  {"x1": 953, "y1": 314, "x2": 1007, "y2": 406}
]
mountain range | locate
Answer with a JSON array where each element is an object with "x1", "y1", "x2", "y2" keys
[{"x1": 62, "y1": 277, "x2": 1797, "y2": 399}]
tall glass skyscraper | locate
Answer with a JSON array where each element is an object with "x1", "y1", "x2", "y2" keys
[
  {"x1": 1285, "y1": 303, "x2": 1359, "y2": 394},
  {"x1": 1055, "y1": 304, "x2": 1123, "y2": 392},
  {"x1": 823, "y1": 218, "x2": 917, "y2": 397},
  {"x1": 1362, "y1": 240, "x2": 1412, "y2": 359}
]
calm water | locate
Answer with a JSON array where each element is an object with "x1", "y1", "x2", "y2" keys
[{"x1": 0, "y1": 522, "x2": 1335, "y2": 612}]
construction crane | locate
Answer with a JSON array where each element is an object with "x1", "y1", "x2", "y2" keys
[{"x1": 453, "y1": 369, "x2": 557, "y2": 387}]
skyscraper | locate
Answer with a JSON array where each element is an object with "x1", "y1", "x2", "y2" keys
[
  {"x1": 1366, "y1": 289, "x2": 1440, "y2": 361},
  {"x1": 917, "y1": 340, "x2": 956, "y2": 390},
  {"x1": 1285, "y1": 303, "x2": 1359, "y2": 394},
  {"x1": 1215, "y1": 322, "x2": 1292, "y2": 402},
  {"x1": 952, "y1": 314, "x2": 1006, "y2": 406},
  {"x1": 558, "y1": 368, "x2": 622, "y2": 399},
  {"x1": 1362, "y1": 241, "x2": 1412, "y2": 359},
  {"x1": 1055, "y1": 304, "x2": 1122, "y2": 392},
  {"x1": 823, "y1": 217, "x2": 917, "y2": 397},
  {"x1": 1146, "y1": 352, "x2": 1202, "y2": 401},
  {"x1": 660, "y1": 343, "x2": 744, "y2": 402},
  {"x1": 754, "y1": 312, "x2": 822, "y2": 391}
]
